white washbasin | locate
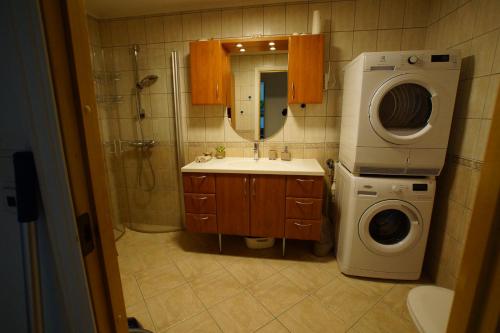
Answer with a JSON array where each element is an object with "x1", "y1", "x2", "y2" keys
[{"x1": 181, "y1": 157, "x2": 324, "y2": 176}]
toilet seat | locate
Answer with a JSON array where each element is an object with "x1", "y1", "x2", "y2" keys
[{"x1": 407, "y1": 286, "x2": 454, "y2": 333}]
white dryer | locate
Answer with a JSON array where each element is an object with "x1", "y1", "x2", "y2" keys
[
  {"x1": 333, "y1": 163, "x2": 435, "y2": 280},
  {"x1": 339, "y1": 50, "x2": 461, "y2": 176}
]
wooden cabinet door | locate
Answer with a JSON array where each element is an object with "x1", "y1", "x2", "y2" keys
[
  {"x1": 288, "y1": 35, "x2": 324, "y2": 104},
  {"x1": 216, "y1": 174, "x2": 250, "y2": 235},
  {"x1": 190, "y1": 40, "x2": 227, "y2": 105},
  {"x1": 250, "y1": 175, "x2": 286, "y2": 237}
]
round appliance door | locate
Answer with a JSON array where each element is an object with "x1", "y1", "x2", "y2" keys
[
  {"x1": 369, "y1": 74, "x2": 441, "y2": 145},
  {"x1": 359, "y1": 200, "x2": 422, "y2": 256}
]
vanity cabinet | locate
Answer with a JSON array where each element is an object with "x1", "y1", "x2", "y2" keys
[
  {"x1": 190, "y1": 40, "x2": 230, "y2": 105},
  {"x1": 288, "y1": 34, "x2": 324, "y2": 104},
  {"x1": 182, "y1": 172, "x2": 323, "y2": 242},
  {"x1": 216, "y1": 174, "x2": 250, "y2": 235}
]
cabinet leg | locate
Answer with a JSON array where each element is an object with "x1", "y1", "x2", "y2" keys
[
  {"x1": 218, "y1": 233, "x2": 222, "y2": 253},
  {"x1": 282, "y1": 238, "x2": 286, "y2": 257}
]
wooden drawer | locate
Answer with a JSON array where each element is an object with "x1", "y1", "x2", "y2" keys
[
  {"x1": 286, "y1": 197, "x2": 322, "y2": 220},
  {"x1": 183, "y1": 173, "x2": 215, "y2": 193},
  {"x1": 184, "y1": 194, "x2": 216, "y2": 213},
  {"x1": 185, "y1": 213, "x2": 217, "y2": 233},
  {"x1": 285, "y1": 219, "x2": 322, "y2": 241},
  {"x1": 286, "y1": 176, "x2": 323, "y2": 198}
]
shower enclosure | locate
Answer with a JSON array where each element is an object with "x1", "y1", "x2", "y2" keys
[{"x1": 88, "y1": 18, "x2": 185, "y2": 238}]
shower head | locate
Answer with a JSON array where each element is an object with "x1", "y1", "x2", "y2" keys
[{"x1": 136, "y1": 75, "x2": 158, "y2": 90}]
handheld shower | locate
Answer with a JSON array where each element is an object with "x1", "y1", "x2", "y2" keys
[{"x1": 136, "y1": 75, "x2": 158, "y2": 90}]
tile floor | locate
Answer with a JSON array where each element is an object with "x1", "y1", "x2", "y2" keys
[{"x1": 117, "y1": 229, "x2": 422, "y2": 333}]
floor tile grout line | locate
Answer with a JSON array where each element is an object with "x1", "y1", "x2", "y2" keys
[{"x1": 131, "y1": 272, "x2": 160, "y2": 333}]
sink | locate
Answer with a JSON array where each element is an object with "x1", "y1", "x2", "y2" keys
[
  {"x1": 225, "y1": 159, "x2": 292, "y2": 169},
  {"x1": 181, "y1": 157, "x2": 325, "y2": 176}
]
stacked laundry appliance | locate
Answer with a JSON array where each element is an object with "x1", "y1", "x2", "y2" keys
[{"x1": 334, "y1": 50, "x2": 461, "y2": 280}]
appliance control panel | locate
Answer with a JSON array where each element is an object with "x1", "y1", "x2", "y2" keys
[
  {"x1": 363, "y1": 50, "x2": 461, "y2": 71},
  {"x1": 355, "y1": 179, "x2": 435, "y2": 199}
]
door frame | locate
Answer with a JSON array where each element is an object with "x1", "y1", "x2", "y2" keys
[{"x1": 5, "y1": 0, "x2": 96, "y2": 331}]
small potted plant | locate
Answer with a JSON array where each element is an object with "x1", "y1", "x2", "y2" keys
[{"x1": 215, "y1": 145, "x2": 226, "y2": 159}]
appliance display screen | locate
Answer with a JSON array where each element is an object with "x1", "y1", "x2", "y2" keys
[
  {"x1": 413, "y1": 184, "x2": 428, "y2": 191},
  {"x1": 431, "y1": 54, "x2": 450, "y2": 62}
]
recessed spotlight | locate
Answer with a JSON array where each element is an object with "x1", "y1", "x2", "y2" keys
[
  {"x1": 268, "y1": 41, "x2": 275, "y2": 46},
  {"x1": 240, "y1": 48, "x2": 246, "y2": 52},
  {"x1": 236, "y1": 43, "x2": 243, "y2": 48},
  {"x1": 270, "y1": 46, "x2": 276, "y2": 51}
]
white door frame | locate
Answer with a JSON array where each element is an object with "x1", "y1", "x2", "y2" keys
[{"x1": 254, "y1": 66, "x2": 288, "y2": 141}]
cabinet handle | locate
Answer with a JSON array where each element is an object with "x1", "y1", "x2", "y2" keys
[
  {"x1": 252, "y1": 178, "x2": 256, "y2": 197},
  {"x1": 296, "y1": 200, "x2": 313, "y2": 206},
  {"x1": 243, "y1": 177, "x2": 247, "y2": 196},
  {"x1": 216, "y1": 83, "x2": 219, "y2": 99},
  {"x1": 195, "y1": 196, "x2": 208, "y2": 200},
  {"x1": 293, "y1": 222, "x2": 312, "y2": 228},
  {"x1": 196, "y1": 216, "x2": 209, "y2": 221},
  {"x1": 292, "y1": 82, "x2": 295, "y2": 100},
  {"x1": 296, "y1": 179, "x2": 314, "y2": 183}
]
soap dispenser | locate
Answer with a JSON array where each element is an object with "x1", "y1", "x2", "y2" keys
[{"x1": 281, "y1": 146, "x2": 291, "y2": 161}]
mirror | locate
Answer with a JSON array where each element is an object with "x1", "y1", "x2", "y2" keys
[{"x1": 228, "y1": 54, "x2": 288, "y2": 141}]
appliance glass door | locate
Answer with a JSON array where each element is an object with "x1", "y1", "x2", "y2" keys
[
  {"x1": 369, "y1": 74, "x2": 440, "y2": 145},
  {"x1": 359, "y1": 200, "x2": 422, "y2": 256}
]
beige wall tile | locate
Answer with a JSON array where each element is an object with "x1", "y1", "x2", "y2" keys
[
  {"x1": 331, "y1": 1, "x2": 355, "y2": 32},
  {"x1": 353, "y1": 30, "x2": 378, "y2": 57},
  {"x1": 471, "y1": 29, "x2": 499, "y2": 77},
  {"x1": 354, "y1": 0, "x2": 380, "y2": 30},
  {"x1": 327, "y1": 89, "x2": 343, "y2": 116},
  {"x1": 264, "y1": 5, "x2": 286, "y2": 35},
  {"x1": 473, "y1": 119, "x2": 491, "y2": 161},
  {"x1": 379, "y1": 0, "x2": 405, "y2": 29},
  {"x1": 110, "y1": 20, "x2": 129, "y2": 46},
  {"x1": 284, "y1": 116, "x2": 305, "y2": 142},
  {"x1": 405, "y1": 0, "x2": 431, "y2": 28},
  {"x1": 187, "y1": 117, "x2": 205, "y2": 142},
  {"x1": 164, "y1": 15, "x2": 183, "y2": 42},
  {"x1": 483, "y1": 74, "x2": 500, "y2": 119},
  {"x1": 221, "y1": 9, "x2": 243, "y2": 38},
  {"x1": 127, "y1": 18, "x2": 146, "y2": 45},
  {"x1": 326, "y1": 116, "x2": 341, "y2": 143},
  {"x1": 201, "y1": 11, "x2": 221, "y2": 39},
  {"x1": 305, "y1": 117, "x2": 326, "y2": 143},
  {"x1": 286, "y1": 3, "x2": 309, "y2": 34},
  {"x1": 205, "y1": 117, "x2": 225, "y2": 142},
  {"x1": 182, "y1": 13, "x2": 202, "y2": 41},
  {"x1": 401, "y1": 28, "x2": 426, "y2": 50},
  {"x1": 473, "y1": 0, "x2": 500, "y2": 37},
  {"x1": 243, "y1": 7, "x2": 264, "y2": 37},
  {"x1": 145, "y1": 17, "x2": 164, "y2": 44},
  {"x1": 377, "y1": 29, "x2": 402, "y2": 51},
  {"x1": 330, "y1": 31, "x2": 354, "y2": 61}
]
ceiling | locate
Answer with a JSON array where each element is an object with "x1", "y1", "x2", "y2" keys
[{"x1": 85, "y1": 0, "x2": 295, "y2": 19}]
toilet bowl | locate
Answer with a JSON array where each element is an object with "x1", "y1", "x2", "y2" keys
[{"x1": 407, "y1": 286, "x2": 454, "y2": 333}]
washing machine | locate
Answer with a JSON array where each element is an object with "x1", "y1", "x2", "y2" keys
[
  {"x1": 333, "y1": 163, "x2": 435, "y2": 280},
  {"x1": 339, "y1": 50, "x2": 461, "y2": 176}
]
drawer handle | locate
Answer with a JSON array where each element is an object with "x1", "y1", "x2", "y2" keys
[
  {"x1": 243, "y1": 177, "x2": 247, "y2": 196},
  {"x1": 196, "y1": 216, "x2": 209, "y2": 221},
  {"x1": 296, "y1": 179, "x2": 314, "y2": 183},
  {"x1": 294, "y1": 222, "x2": 312, "y2": 228},
  {"x1": 296, "y1": 200, "x2": 313, "y2": 206},
  {"x1": 195, "y1": 196, "x2": 208, "y2": 200},
  {"x1": 191, "y1": 175, "x2": 206, "y2": 180}
]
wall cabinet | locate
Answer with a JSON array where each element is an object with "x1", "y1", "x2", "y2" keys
[
  {"x1": 190, "y1": 40, "x2": 230, "y2": 105},
  {"x1": 288, "y1": 34, "x2": 324, "y2": 104},
  {"x1": 182, "y1": 173, "x2": 323, "y2": 244}
]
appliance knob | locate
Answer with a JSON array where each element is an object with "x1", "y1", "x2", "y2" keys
[
  {"x1": 391, "y1": 185, "x2": 402, "y2": 193},
  {"x1": 408, "y1": 55, "x2": 418, "y2": 64}
]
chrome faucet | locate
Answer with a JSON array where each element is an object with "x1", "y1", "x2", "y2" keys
[{"x1": 253, "y1": 142, "x2": 259, "y2": 160}]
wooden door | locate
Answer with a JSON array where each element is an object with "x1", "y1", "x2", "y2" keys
[
  {"x1": 39, "y1": 0, "x2": 128, "y2": 332},
  {"x1": 250, "y1": 175, "x2": 286, "y2": 237},
  {"x1": 288, "y1": 35, "x2": 324, "y2": 104},
  {"x1": 190, "y1": 40, "x2": 227, "y2": 105},
  {"x1": 216, "y1": 174, "x2": 250, "y2": 235}
]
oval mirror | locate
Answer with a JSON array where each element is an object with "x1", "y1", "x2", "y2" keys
[{"x1": 227, "y1": 54, "x2": 288, "y2": 141}]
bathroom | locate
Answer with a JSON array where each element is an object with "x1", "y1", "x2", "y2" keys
[{"x1": 0, "y1": 0, "x2": 498, "y2": 332}]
